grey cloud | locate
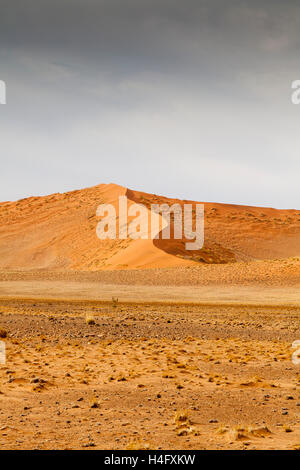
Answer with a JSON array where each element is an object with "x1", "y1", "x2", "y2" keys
[{"x1": 0, "y1": 0, "x2": 299, "y2": 208}]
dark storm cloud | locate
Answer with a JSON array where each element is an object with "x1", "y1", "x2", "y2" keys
[
  {"x1": 1, "y1": 1, "x2": 299, "y2": 72},
  {"x1": 0, "y1": 1, "x2": 300, "y2": 207}
]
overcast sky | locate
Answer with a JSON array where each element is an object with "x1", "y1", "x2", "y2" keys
[{"x1": 0, "y1": 0, "x2": 300, "y2": 208}]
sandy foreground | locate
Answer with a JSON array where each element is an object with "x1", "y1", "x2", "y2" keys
[{"x1": 0, "y1": 272, "x2": 300, "y2": 450}]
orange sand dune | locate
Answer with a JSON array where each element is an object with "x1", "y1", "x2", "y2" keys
[{"x1": 0, "y1": 183, "x2": 299, "y2": 271}]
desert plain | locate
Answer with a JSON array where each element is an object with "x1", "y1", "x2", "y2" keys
[{"x1": 0, "y1": 183, "x2": 299, "y2": 450}]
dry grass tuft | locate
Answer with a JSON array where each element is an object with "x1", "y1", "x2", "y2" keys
[
  {"x1": 126, "y1": 439, "x2": 152, "y2": 450},
  {"x1": 216, "y1": 424, "x2": 227, "y2": 435},
  {"x1": 85, "y1": 314, "x2": 95, "y2": 326},
  {"x1": 248, "y1": 425, "x2": 271, "y2": 437},
  {"x1": 227, "y1": 426, "x2": 249, "y2": 441},
  {"x1": 90, "y1": 396, "x2": 100, "y2": 408},
  {"x1": 173, "y1": 410, "x2": 201, "y2": 436},
  {"x1": 222, "y1": 424, "x2": 271, "y2": 441},
  {"x1": 174, "y1": 409, "x2": 191, "y2": 427}
]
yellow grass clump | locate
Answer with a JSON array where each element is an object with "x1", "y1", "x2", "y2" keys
[{"x1": 85, "y1": 314, "x2": 96, "y2": 326}]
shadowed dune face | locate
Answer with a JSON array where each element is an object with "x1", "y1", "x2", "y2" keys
[
  {"x1": 126, "y1": 188, "x2": 300, "y2": 264},
  {"x1": 0, "y1": 183, "x2": 299, "y2": 271},
  {"x1": 126, "y1": 188, "x2": 236, "y2": 264}
]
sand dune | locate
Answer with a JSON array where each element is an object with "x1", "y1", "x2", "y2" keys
[{"x1": 0, "y1": 182, "x2": 299, "y2": 271}]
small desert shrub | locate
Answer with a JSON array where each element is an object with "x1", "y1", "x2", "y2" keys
[
  {"x1": 222, "y1": 424, "x2": 271, "y2": 441},
  {"x1": 248, "y1": 425, "x2": 271, "y2": 437},
  {"x1": 216, "y1": 424, "x2": 227, "y2": 435},
  {"x1": 85, "y1": 314, "x2": 95, "y2": 326},
  {"x1": 90, "y1": 396, "x2": 100, "y2": 408},
  {"x1": 126, "y1": 439, "x2": 151, "y2": 450},
  {"x1": 174, "y1": 409, "x2": 191, "y2": 427},
  {"x1": 228, "y1": 426, "x2": 248, "y2": 441},
  {"x1": 173, "y1": 410, "x2": 199, "y2": 436}
]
